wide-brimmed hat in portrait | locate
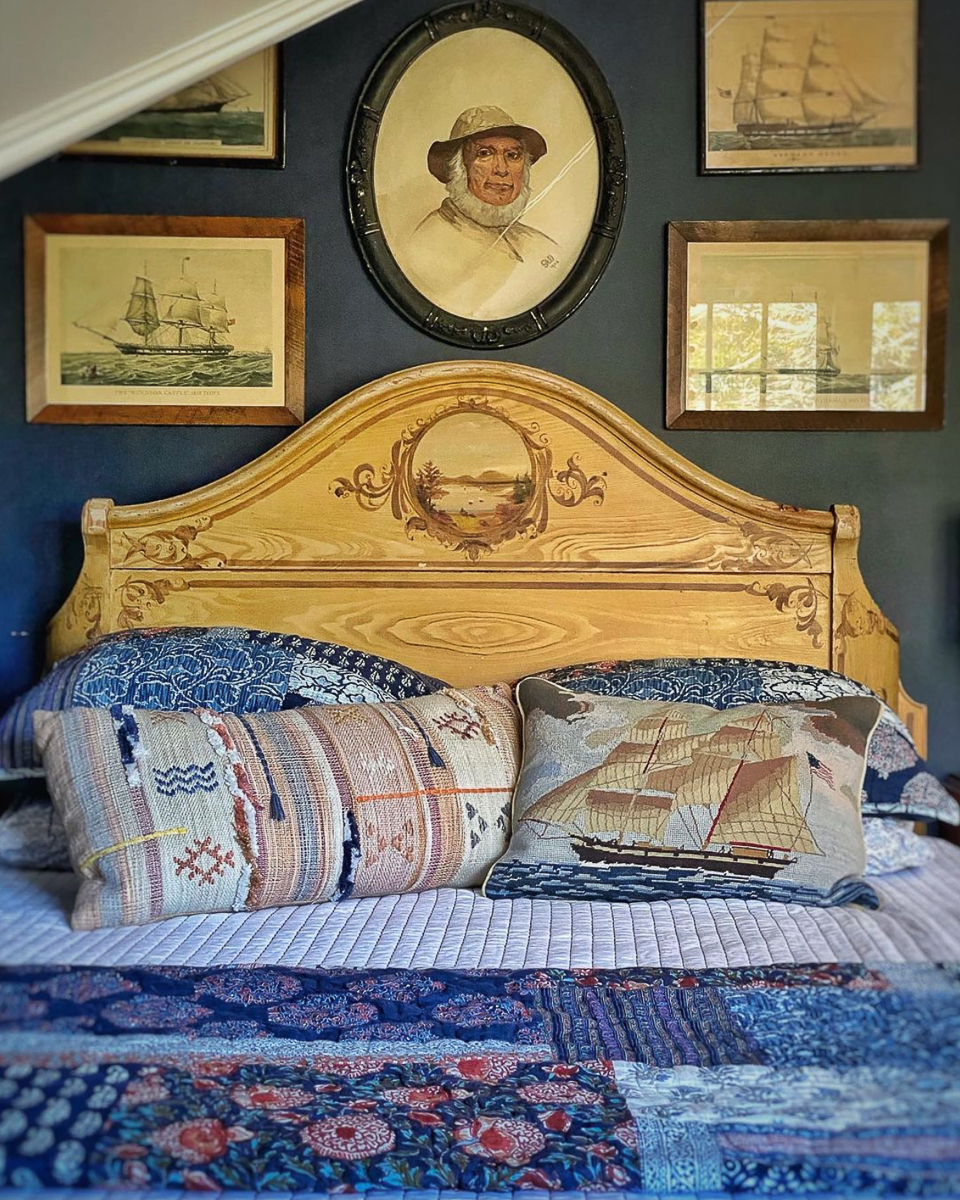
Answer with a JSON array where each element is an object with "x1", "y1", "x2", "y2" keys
[{"x1": 427, "y1": 106, "x2": 548, "y2": 183}]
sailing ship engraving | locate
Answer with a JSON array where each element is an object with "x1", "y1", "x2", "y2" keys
[
  {"x1": 703, "y1": 1, "x2": 917, "y2": 173},
  {"x1": 75, "y1": 260, "x2": 235, "y2": 357},
  {"x1": 816, "y1": 313, "x2": 840, "y2": 376},
  {"x1": 63, "y1": 49, "x2": 276, "y2": 161},
  {"x1": 146, "y1": 73, "x2": 249, "y2": 115},
  {"x1": 523, "y1": 706, "x2": 824, "y2": 879},
  {"x1": 733, "y1": 24, "x2": 886, "y2": 143}
]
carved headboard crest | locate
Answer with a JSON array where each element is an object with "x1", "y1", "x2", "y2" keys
[{"x1": 49, "y1": 360, "x2": 926, "y2": 752}]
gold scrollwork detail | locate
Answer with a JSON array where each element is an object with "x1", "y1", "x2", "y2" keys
[
  {"x1": 64, "y1": 585, "x2": 104, "y2": 644},
  {"x1": 833, "y1": 592, "x2": 899, "y2": 679},
  {"x1": 121, "y1": 516, "x2": 226, "y2": 569},
  {"x1": 550, "y1": 456, "x2": 607, "y2": 508},
  {"x1": 706, "y1": 522, "x2": 814, "y2": 572},
  {"x1": 836, "y1": 593, "x2": 897, "y2": 645},
  {"x1": 746, "y1": 578, "x2": 824, "y2": 648},
  {"x1": 334, "y1": 397, "x2": 606, "y2": 561},
  {"x1": 117, "y1": 578, "x2": 190, "y2": 630}
]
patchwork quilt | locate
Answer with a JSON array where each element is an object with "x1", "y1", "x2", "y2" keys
[{"x1": 0, "y1": 963, "x2": 957, "y2": 1196}]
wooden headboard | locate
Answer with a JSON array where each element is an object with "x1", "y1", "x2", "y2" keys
[{"x1": 48, "y1": 360, "x2": 927, "y2": 754}]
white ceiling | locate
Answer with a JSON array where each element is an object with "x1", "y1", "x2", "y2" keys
[{"x1": 0, "y1": 0, "x2": 365, "y2": 182}]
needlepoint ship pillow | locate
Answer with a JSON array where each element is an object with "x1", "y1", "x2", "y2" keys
[
  {"x1": 483, "y1": 678, "x2": 882, "y2": 908},
  {"x1": 36, "y1": 684, "x2": 518, "y2": 930},
  {"x1": 536, "y1": 657, "x2": 959, "y2": 827}
]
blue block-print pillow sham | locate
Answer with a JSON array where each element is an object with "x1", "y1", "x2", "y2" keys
[
  {"x1": 0, "y1": 626, "x2": 446, "y2": 771},
  {"x1": 537, "y1": 658, "x2": 959, "y2": 827},
  {"x1": 0, "y1": 627, "x2": 447, "y2": 871},
  {"x1": 863, "y1": 817, "x2": 934, "y2": 874}
]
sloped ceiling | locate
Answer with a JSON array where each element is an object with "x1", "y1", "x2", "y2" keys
[{"x1": 0, "y1": 0, "x2": 365, "y2": 182}]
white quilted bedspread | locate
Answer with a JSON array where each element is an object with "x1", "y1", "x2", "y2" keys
[{"x1": 0, "y1": 838, "x2": 958, "y2": 968}]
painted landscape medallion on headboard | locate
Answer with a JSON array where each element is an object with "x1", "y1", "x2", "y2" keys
[{"x1": 333, "y1": 397, "x2": 606, "y2": 560}]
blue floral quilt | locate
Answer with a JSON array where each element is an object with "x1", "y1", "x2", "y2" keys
[{"x1": 0, "y1": 963, "x2": 957, "y2": 1196}]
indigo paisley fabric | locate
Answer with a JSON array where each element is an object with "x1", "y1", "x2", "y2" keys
[
  {"x1": 863, "y1": 816, "x2": 935, "y2": 874},
  {"x1": 0, "y1": 770, "x2": 67, "y2": 870},
  {"x1": 0, "y1": 963, "x2": 956, "y2": 1194},
  {"x1": 537, "y1": 657, "x2": 960, "y2": 826}
]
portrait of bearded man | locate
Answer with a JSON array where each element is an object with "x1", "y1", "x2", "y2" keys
[{"x1": 404, "y1": 106, "x2": 559, "y2": 320}]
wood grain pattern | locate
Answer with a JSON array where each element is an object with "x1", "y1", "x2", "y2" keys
[
  {"x1": 46, "y1": 360, "x2": 924, "y2": 747},
  {"x1": 60, "y1": 568, "x2": 833, "y2": 687},
  {"x1": 831, "y1": 504, "x2": 904, "y2": 711}
]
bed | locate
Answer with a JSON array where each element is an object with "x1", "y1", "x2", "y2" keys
[{"x1": 2, "y1": 360, "x2": 958, "y2": 1197}]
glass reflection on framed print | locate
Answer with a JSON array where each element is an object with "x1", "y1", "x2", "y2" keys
[
  {"x1": 701, "y1": 0, "x2": 918, "y2": 174},
  {"x1": 666, "y1": 221, "x2": 947, "y2": 431},
  {"x1": 63, "y1": 48, "x2": 283, "y2": 168}
]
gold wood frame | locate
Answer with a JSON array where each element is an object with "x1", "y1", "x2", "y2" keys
[
  {"x1": 48, "y1": 360, "x2": 927, "y2": 752},
  {"x1": 25, "y1": 214, "x2": 305, "y2": 426}
]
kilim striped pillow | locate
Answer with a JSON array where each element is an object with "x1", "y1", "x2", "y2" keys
[{"x1": 34, "y1": 685, "x2": 519, "y2": 930}]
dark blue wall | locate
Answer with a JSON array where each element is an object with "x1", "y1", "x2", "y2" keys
[{"x1": 1, "y1": 0, "x2": 957, "y2": 771}]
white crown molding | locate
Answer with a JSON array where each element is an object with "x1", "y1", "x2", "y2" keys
[{"x1": 0, "y1": 0, "x2": 365, "y2": 183}]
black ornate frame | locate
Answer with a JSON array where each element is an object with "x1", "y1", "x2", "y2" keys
[{"x1": 346, "y1": 2, "x2": 626, "y2": 348}]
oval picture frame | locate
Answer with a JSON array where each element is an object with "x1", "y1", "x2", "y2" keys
[{"x1": 346, "y1": 3, "x2": 626, "y2": 349}]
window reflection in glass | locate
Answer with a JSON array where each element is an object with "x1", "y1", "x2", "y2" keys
[
  {"x1": 767, "y1": 303, "x2": 816, "y2": 369},
  {"x1": 767, "y1": 302, "x2": 817, "y2": 409},
  {"x1": 765, "y1": 374, "x2": 816, "y2": 410},
  {"x1": 687, "y1": 297, "x2": 924, "y2": 412},
  {"x1": 712, "y1": 303, "x2": 763, "y2": 370},
  {"x1": 688, "y1": 300, "x2": 817, "y2": 410},
  {"x1": 687, "y1": 303, "x2": 709, "y2": 409},
  {"x1": 870, "y1": 300, "x2": 922, "y2": 411}
]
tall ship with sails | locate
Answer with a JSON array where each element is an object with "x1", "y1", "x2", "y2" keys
[
  {"x1": 523, "y1": 706, "x2": 823, "y2": 880},
  {"x1": 733, "y1": 25, "x2": 886, "y2": 141},
  {"x1": 76, "y1": 262, "x2": 235, "y2": 357},
  {"x1": 816, "y1": 313, "x2": 841, "y2": 375},
  {"x1": 146, "y1": 73, "x2": 249, "y2": 115}
]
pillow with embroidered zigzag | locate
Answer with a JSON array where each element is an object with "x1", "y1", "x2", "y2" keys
[{"x1": 35, "y1": 685, "x2": 519, "y2": 930}]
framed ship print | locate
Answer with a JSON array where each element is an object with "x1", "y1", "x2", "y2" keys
[
  {"x1": 346, "y1": 2, "x2": 626, "y2": 349},
  {"x1": 62, "y1": 48, "x2": 283, "y2": 168},
  {"x1": 666, "y1": 220, "x2": 948, "y2": 431},
  {"x1": 24, "y1": 214, "x2": 304, "y2": 425},
  {"x1": 701, "y1": 0, "x2": 919, "y2": 173}
]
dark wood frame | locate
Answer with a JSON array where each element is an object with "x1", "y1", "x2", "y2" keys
[
  {"x1": 345, "y1": 2, "x2": 626, "y2": 349},
  {"x1": 698, "y1": 0, "x2": 921, "y2": 176},
  {"x1": 24, "y1": 213, "x2": 305, "y2": 426},
  {"x1": 665, "y1": 220, "x2": 948, "y2": 432},
  {"x1": 60, "y1": 47, "x2": 285, "y2": 170}
]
